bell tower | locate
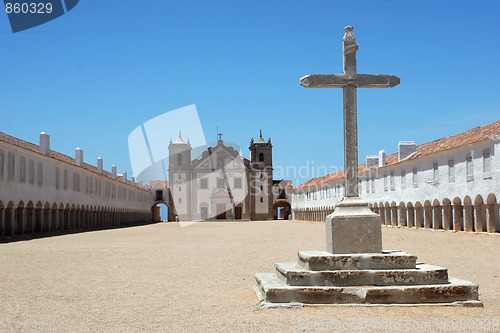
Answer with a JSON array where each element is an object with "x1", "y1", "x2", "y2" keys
[
  {"x1": 249, "y1": 130, "x2": 273, "y2": 220},
  {"x1": 168, "y1": 131, "x2": 192, "y2": 221}
]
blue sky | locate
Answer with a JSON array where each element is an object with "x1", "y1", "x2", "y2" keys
[{"x1": 1, "y1": 0, "x2": 499, "y2": 187}]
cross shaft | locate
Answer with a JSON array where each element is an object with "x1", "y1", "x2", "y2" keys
[{"x1": 300, "y1": 26, "x2": 399, "y2": 198}]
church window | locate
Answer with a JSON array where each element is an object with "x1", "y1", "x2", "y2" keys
[
  {"x1": 448, "y1": 160, "x2": 455, "y2": 182},
  {"x1": 260, "y1": 197, "x2": 263, "y2": 203},
  {"x1": 55, "y1": 168, "x2": 60, "y2": 189},
  {"x1": 260, "y1": 185, "x2": 263, "y2": 191},
  {"x1": 156, "y1": 190, "x2": 162, "y2": 201},
  {"x1": 401, "y1": 171, "x2": 406, "y2": 189},
  {"x1": 483, "y1": 150, "x2": 491, "y2": 175},
  {"x1": 29, "y1": 160, "x2": 34, "y2": 184},
  {"x1": 19, "y1": 157, "x2": 25, "y2": 183},
  {"x1": 217, "y1": 178, "x2": 225, "y2": 188},
  {"x1": 179, "y1": 186, "x2": 181, "y2": 192},
  {"x1": 177, "y1": 153, "x2": 182, "y2": 165},
  {"x1": 259, "y1": 153, "x2": 264, "y2": 162},
  {"x1": 200, "y1": 178, "x2": 208, "y2": 189},
  {"x1": 64, "y1": 169, "x2": 68, "y2": 190},
  {"x1": 0, "y1": 150, "x2": 3, "y2": 180},
  {"x1": 466, "y1": 155, "x2": 473, "y2": 180},
  {"x1": 89, "y1": 177, "x2": 93, "y2": 193},
  {"x1": 234, "y1": 178, "x2": 242, "y2": 189},
  {"x1": 86, "y1": 176, "x2": 89, "y2": 193},
  {"x1": 260, "y1": 173, "x2": 264, "y2": 180},
  {"x1": 7, "y1": 153, "x2": 14, "y2": 181},
  {"x1": 37, "y1": 162, "x2": 42, "y2": 186},
  {"x1": 433, "y1": 162, "x2": 439, "y2": 181}
]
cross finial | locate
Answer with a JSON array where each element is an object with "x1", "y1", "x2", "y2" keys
[
  {"x1": 217, "y1": 131, "x2": 223, "y2": 141},
  {"x1": 259, "y1": 129, "x2": 263, "y2": 138}
]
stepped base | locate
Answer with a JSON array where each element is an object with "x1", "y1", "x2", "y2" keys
[
  {"x1": 255, "y1": 273, "x2": 481, "y2": 306},
  {"x1": 255, "y1": 250, "x2": 482, "y2": 307}
]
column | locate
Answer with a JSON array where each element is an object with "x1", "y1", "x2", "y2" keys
[
  {"x1": 452, "y1": 203, "x2": 463, "y2": 231},
  {"x1": 442, "y1": 202, "x2": 452, "y2": 230},
  {"x1": 463, "y1": 203, "x2": 473, "y2": 232}
]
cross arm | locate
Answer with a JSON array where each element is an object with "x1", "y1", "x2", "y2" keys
[{"x1": 300, "y1": 74, "x2": 400, "y2": 88}]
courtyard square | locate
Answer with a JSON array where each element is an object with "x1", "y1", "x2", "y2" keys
[{"x1": 1, "y1": 221, "x2": 499, "y2": 332}]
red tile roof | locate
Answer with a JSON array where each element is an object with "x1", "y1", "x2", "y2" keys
[
  {"x1": 0, "y1": 132, "x2": 149, "y2": 192},
  {"x1": 294, "y1": 120, "x2": 500, "y2": 190}
]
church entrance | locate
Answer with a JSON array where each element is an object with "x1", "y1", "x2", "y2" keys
[
  {"x1": 200, "y1": 206, "x2": 208, "y2": 221},
  {"x1": 216, "y1": 204, "x2": 226, "y2": 219},
  {"x1": 235, "y1": 206, "x2": 242, "y2": 219}
]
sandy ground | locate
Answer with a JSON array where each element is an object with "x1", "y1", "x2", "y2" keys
[{"x1": 1, "y1": 221, "x2": 499, "y2": 332}]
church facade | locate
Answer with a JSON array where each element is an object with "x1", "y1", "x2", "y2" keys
[
  {"x1": 166, "y1": 131, "x2": 291, "y2": 221},
  {"x1": 291, "y1": 121, "x2": 500, "y2": 234}
]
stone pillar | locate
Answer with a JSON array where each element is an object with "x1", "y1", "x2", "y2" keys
[
  {"x1": 5, "y1": 207, "x2": 15, "y2": 237},
  {"x1": 442, "y1": 202, "x2": 452, "y2": 230},
  {"x1": 486, "y1": 203, "x2": 498, "y2": 233},
  {"x1": 415, "y1": 206, "x2": 423, "y2": 229},
  {"x1": 423, "y1": 205, "x2": 432, "y2": 229},
  {"x1": 463, "y1": 203, "x2": 473, "y2": 232},
  {"x1": 379, "y1": 205, "x2": 385, "y2": 224},
  {"x1": 432, "y1": 204, "x2": 442, "y2": 230}
]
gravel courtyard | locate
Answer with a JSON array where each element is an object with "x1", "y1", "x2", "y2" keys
[{"x1": 1, "y1": 221, "x2": 499, "y2": 332}]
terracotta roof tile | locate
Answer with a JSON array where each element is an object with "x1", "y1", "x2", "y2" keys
[{"x1": 293, "y1": 120, "x2": 500, "y2": 190}]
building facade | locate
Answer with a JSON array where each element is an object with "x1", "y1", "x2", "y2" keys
[
  {"x1": 292, "y1": 121, "x2": 500, "y2": 233},
  {"x1": 166, "y1": 131, "x2": 291, "y2": 221},
  {"x1": 0, "y1": 131, "x2": 153, "y2": 238}
]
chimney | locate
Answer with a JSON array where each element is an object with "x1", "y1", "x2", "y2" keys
[
  {"x1": 97, "y1": 157, "x2": 103, "y2": 174},
  {"x1": 132, "y1": 176, "x2": 136, "y2": 186},
  {"x1": 122, "y1": 171, "x2": 127, "y2": 183},
  {"x1": 112, "y1": 165, "x2": 117, "y2": 179},
  {"x1": 75, "y1": 148, "x2": 83, "y2": 167},
  {"x1": 40, "y1": 132, "x2": 50, "y2": 155},
  {"x1": 398, "y1": 141, "x2": 416, "y2": 161},
  {"x1": 378, "y1": 149, "x2": 386, "y2": 167},
  {"x1": 366, "y1": 155, "x2": 379, "y2": 169},
  {"x1": 139, "y1": 179, "x2": 143, "y2": 187}
]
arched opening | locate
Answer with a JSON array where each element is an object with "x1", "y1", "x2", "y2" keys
[
  {"x1": 43, "y1": 202, "x2": 50, "y2": 232},
  {"x1": 432, "y1": 199, "x2": 442, "y2": 230},
  {"x1": 273, "y1": 200, "x2": 291, "y2": 220},
  {"x1": 34, "y1": 201, "x2": 43, "y2": 233},
  {"x1": 0, "y1": 200, "x2": 4, "y2": 237},
  {"x1": 474, "y1": 195, "x2": 486, "y2": 232},
  {"x1": 486, "y1": 193, "x2": 499, "y2": 233},
  {"x1": 26, "y1": 201, "x2": 34, "y2": 234},
  {"x1": 152, "y1": 202, "x2": 169, "y2": 222},
  {"x1": 259, "y1": 152, "x2": 264, "y2": 162},
  {"x1": 51, "y1": 203, "x2": 58, "y2": 232},
  {"x1": 16, "y1": 201, "x2": 25, "y2": 235},
  {"x1": 463, "y1": 196, "x2": 473, "y2": 232},
  {"x1": 4, "y1": 201, "x2": 15, "y2": 237}
]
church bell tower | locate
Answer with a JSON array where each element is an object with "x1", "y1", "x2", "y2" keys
[{"x1": 249, "y1": 130, "x2": 273, "y2": 220}]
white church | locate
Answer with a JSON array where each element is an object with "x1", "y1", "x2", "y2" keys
[{"x1": 291, "y1": 120, "x2": 500, "y2": 234}]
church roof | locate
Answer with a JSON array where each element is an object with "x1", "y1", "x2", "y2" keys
[
  {"x1": 174, "y1": 131, "x2": 186, "y2": 144},
  {"x1": 294, "y1": 120, "x2": 500, "y2": 190}
]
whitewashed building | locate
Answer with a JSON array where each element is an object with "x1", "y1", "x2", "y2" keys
[
  {"x1": 292, "y1": 121, "x2": 500, "y2": 233},
  {"x1": 0, "y1": 131, "x2": 153, "y2": 238}
]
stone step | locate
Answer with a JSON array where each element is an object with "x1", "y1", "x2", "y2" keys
[
  {"x1": 275, "y1": 262, "x2": 448, "y2": 287},
  {"x1": 298, "y1": 250, "x2": 417, "y2": 271},
  {"x1": 255, "y1": 273, "x2": 482, "y2": 306}
]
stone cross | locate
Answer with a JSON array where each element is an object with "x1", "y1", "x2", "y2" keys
[{"x1": 300, "y1": 26, "x2": 400, "y2": 198}]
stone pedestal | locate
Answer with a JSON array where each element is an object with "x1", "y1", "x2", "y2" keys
[
  {"x1": 326, "y1": 197, "x2": 382, "y2": 254},
  {"x1": 255, "y1": 251, "x2": 482, "y2": 306}
]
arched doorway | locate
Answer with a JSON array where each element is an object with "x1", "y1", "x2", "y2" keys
[
  {"x1": 273, "y1": 199, "x2": 291, "y2": 220},
  {"x1": 152, "y1": 201, "x2": 169, "y2": 222}
]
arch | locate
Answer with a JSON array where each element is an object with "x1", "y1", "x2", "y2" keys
[
  {"x1": 34, "y1": 201, "x2": 43, "y2": 233},
  {"x1": 432, "y1": 199, "x2": 442, "y2": 230},
  {"x1": 43, "y1": 202, "x2": 51, "y2": 232},
  {"x1": 398, "y1": 201, "x2": 407, "y2": 227},
  {"x1": 423, "y1": 200, "x2": 432, "y2": 229},
  {"x1": 414, "y1": 201, "x2": 423, "y2": 229},
  {"x1": 486, "y1": 193, "x2": 499, "y2": 233},
  {"x1": 406, "y1": 202, "x2": 414, "y2": 228},
  {"x1": 463, "y1": 195, "x2": 473, "y2": 232},
  {"x1": 474, "y1": 194, "x2": 486, "y2": 232},
  {"x1": 15, "y1": 200, "x2": 25, "y2": 235},
  {"x1": 440, "y1": 198, "x2": 451, "y2": 231},
  {"x1": 4, "y1": 201, "x2": 16, "y2": 237},
  {"x1": 452, "y1": 197, "x2": 463, "y2": 231},
  {"x1": 51, "y1": 203, "x2": 58, "y2": 232}
]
